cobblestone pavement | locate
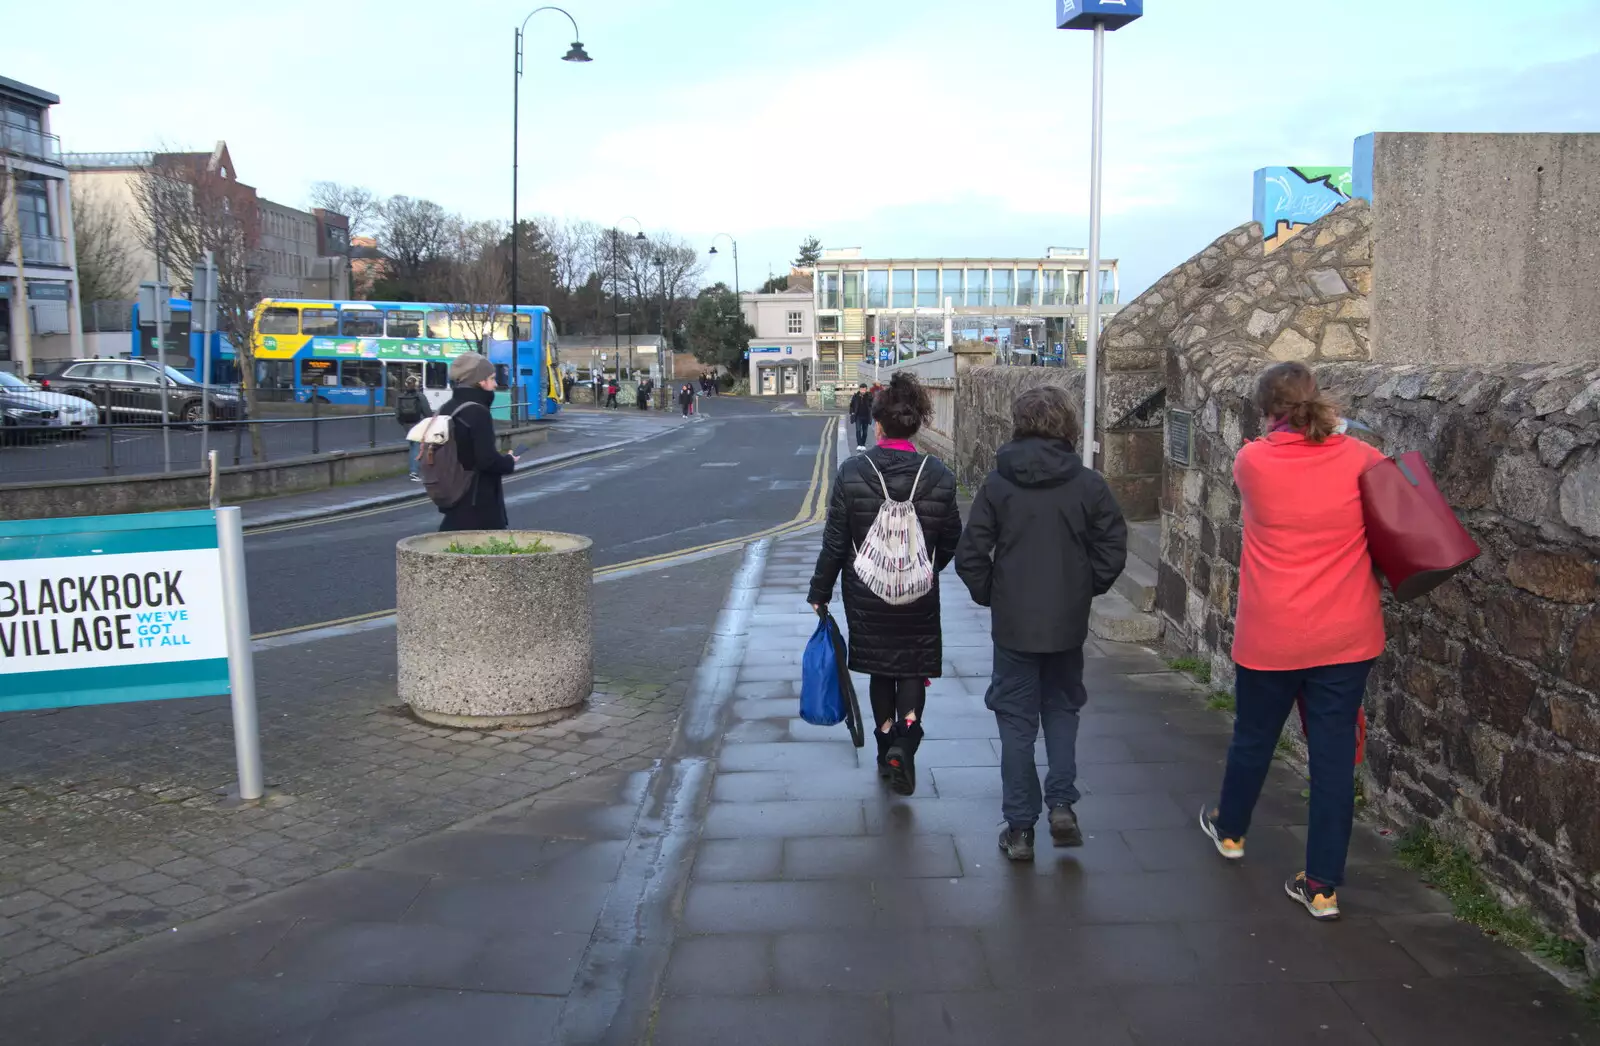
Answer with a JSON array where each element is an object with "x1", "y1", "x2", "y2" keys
[{"x1": 0, "y1": 551, "x2": 738, "y2": 987}]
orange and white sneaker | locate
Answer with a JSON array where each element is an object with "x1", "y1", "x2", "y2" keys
[
  {"x1": 1199, "y1": 806, "x2": 1245, "y2": 860},
  {"x1": 1286, "y1": 872, "x2": 1340, "y2": 920}
]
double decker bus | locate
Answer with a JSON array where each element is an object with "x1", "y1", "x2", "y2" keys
[{"x1": 249, "y1": 299, "x2": 561, "y2": 420}]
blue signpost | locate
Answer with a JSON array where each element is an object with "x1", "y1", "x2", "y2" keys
[
  {"x1": 0, "y1": 507, "x2": 263, "y2": 799},
  {"x1": 1058, "y1": 0, "x2": 1143, "y2": 468}
]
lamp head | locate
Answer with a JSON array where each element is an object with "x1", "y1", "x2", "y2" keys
[
  {"x1": 562, "y1": 41, "x2": 592, "y2": 62},
  {"x1": 708, "y1": 245, "x2": 718, "y2": 255}
]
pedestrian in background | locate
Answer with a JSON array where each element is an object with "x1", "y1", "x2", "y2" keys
[
  {"x1": 605, "y1": 379, "x2": 619, "y2": 409},
  {"x1": 1201, "y1": 362, "x2": 1386, "y2": 921},
  {"x1": 679, "y1": 383, "x2": 694, "y2": 418},
  {"x1": 436, "y1": 352, "x2": 519, "y2": 532},
  {"x1": 809, "y1": 372, "x2": 963, "y2": 796},
  {"x1": 956, "y1": 385, "x2": 1127, "y2": 862},
  {"x1": 395, "y1": 374, "x2": 432, "y2": 483},
  {"x1": 847, "y1": 382, "x2": 872, "y2": 451}
]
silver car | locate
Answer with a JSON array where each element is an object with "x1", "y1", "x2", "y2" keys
[{"x1": 0, "y1": 370, "x2": 96, "y2": 437}]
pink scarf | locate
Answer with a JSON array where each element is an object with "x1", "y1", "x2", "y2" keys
[{"x1": 876, "y1": 438, "x2": 917, "y2": 452}]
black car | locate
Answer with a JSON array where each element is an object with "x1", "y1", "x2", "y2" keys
[{"x1": 34, "y1": 359, "x2": 247, "y2": 423}]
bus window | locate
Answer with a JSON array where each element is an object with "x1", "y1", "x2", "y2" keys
[
  {"x1": 301, "y1": 358, "x2": 336, "y2": 386},
  {"x1": 259, "y1": 360, "x2": 294, "y2": 389},
  {"x1": 513, "y1": 314, "x2": 531, "y2": 342},
  {"x1": 341, "y1": 309, "x2": 383, "y2": 337},
  {"x1": 387, "y1": 362, "x2": 421, "y2": 396},
  {"x1": 494, "y1": 364, "x2": 510, "y2": 388},
  {"x1": 302, "y1": 309, "x2": 338, "y2": 336},
  {"x1": 426, "y1": 311, "x2": 451, "y2": 339},
  {"x1": 424, "y1": 362, "x2": 448, "y2": 389},
  {"x1": 260, "y1": 307, "x2": 299, "y2": 334},
  {"x1": 385, "y1": 311, "x2": 422, "y2": 338},
  {"x1": 342, "y1": 360, "x2": 382, "y2": 387}
]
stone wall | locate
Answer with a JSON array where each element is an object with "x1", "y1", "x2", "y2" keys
[
  {"x1": 1095, "y1": 221, "x2": 1273, "y2": 519},
  {"x1": 947, "y1": 365, "x2": 1085, "y2": 490},
  {"x1": 1158, "y1": 312, "x2": 1600, "y2": 959}
]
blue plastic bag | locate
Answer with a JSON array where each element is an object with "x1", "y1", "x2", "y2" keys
[{"x1": 800, "y1": 613, "x2": 847, "y2": 727}]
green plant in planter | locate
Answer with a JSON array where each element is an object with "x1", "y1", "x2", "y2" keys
[{"x1": 445, "y1": 536, "x2": 552, "y2": 556}]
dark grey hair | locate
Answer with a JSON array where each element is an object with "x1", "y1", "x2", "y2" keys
[{"x1": 1011, "y1": 385, "x2": 1079, "y2": 445}]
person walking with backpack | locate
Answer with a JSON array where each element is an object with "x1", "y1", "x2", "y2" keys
[
  {"x1": 955, "y1": 385, "x2": 1128, "y2": 862},
  {"x1": 808, "y1": 373, "x2": 963, "y2": 796},
  {"x1": 846, "y1": 383, "x2": 872, "y2": 451},
  {"x1": 1198, "y1": 362, "x2": 1386, "y2": 921},
  {"x1": 426, "y1": 352, "x2": 519, "y2": 532},
  {"x1": 395, "y1": 375, "x2": 432, "y2": 482}
]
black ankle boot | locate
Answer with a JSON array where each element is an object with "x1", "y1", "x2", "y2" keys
[
  {"x1": 885, "y1": 721, "x2": 923, "y2": 797},
  {"x1": 874, "y1": 731, "x2": 893, "y2": 779}
]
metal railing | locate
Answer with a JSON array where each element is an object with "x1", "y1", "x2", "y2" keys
[
  {"x1": 6, "y1": 234, "x2": 68, "y2": 266},
  {"x1": 83, "y1": 300, "x2": 135, "y2": 333},
  {"x1": 0, "y1": 122, "x2": 62, "y2": 164},
  {"x1": 0, "y1": 410, "x2": 406, "y2": 482}
]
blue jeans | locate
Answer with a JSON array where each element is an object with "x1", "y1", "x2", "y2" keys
[
  {"x1": 1215, "y1": 659, "x2": 1375, "y2": 888},
  {"x1": 408, "y1": 441, "x2": 422, "y2": 477},
  {"x1": 986, "y1": 645, "x2": 1087, "y2": 827}
]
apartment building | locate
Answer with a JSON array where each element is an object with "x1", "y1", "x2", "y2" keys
[
  {"x1": 807, "y1": 247, "x2": 1121, "y2": 381},
  {"x1": 1, "y1": 74, "x2": 82, "y2": 372}
]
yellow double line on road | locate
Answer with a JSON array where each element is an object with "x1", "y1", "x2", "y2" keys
[{"x1": 250, "y1": 418, "x2": 835, "y2": 641}]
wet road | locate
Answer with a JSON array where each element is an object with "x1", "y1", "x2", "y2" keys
[{"x1": 243, "y1": 402, "x2": 835, "y2": 635}]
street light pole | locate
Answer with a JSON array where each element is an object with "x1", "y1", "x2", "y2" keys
[
  {"x1": 1058, "y1": 0, "x2": 1142, "y2": 470},
  {"x1": 513, "y1": 7, "x2": 590, "y2": 403},
  {"x1": 709, "y1": 233, "x2": 740, "y2": 386}
]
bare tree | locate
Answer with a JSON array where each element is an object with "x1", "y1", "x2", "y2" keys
[
  {"x1": 377, "y1": 195, "x2": 454, "y2": 299},
  {"x1": 444, "y1": 219, "x2": 509, "y2": 347},
  {"x1": 72, "y1": 183, "x2": 138, "y2": 304},
  {"x1": 308, "y1": 181, "x2": 379, "y2": 238},
  {"x1": 131, "y1": 154, "x2": 260, "y2": 383}
]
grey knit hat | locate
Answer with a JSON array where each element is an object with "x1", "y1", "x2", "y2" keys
[{"x1": 449, "y1": 352, "x2": 495, "y2": 386}]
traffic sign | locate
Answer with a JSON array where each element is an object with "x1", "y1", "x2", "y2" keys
[{"x1": 1057, "y1": 0, "x2": 1144, "y2": 30}]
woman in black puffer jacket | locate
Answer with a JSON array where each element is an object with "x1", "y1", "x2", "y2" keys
[{"x1": 808, "y1": 373, "x2": 963, "y2": 796}]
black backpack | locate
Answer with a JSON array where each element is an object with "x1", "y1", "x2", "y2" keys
[
  {"x1": 396, "y1": 390, "x2": 425, "y2": 425},
  {"x1": 418, "y1": 403, "x2": 485, "y2": 510}
]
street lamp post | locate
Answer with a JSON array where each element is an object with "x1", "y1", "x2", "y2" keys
[
  {"x1": 610, "y1": 218, "x2": 646, "y2": 380},
  {"x1": 708, "y1": 233, "x2": 740, "y2": 387},
  {"x1": 1057, "y1": 0, "x2": 1142, "y2": 469},
  {"x1": 513, "y1": 6, "x2": 590, "y2": 414}
]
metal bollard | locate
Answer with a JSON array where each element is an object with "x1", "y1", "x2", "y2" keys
[
  {"x1": 103, "y1": 420, "x2": 115, "y2": 476},
  {"x1": 368, "y1": 386, "x2": 377, "y2": 449},
  {"x1": 311, "y1": 394, "x2": 321, "y2": 456}
]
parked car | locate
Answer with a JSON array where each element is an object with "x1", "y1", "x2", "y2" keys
[
  {"x1": 0, "y1": 370, "x2": 97, "y2": 440},
  {"x1": 33, "y1": 359, "x2": 247, "y2": 424}
]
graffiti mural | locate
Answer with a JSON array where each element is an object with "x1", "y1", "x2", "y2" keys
[{"x1": 1252, "y1": 166, "x2": 1354, "y2": 252}]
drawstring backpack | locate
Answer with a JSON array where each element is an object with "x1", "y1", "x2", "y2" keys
[{"x1": 852, "y1": 456, "x2": 935, "y2": 606}]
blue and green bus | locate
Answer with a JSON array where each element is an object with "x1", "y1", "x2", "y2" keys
[{"x1": 249, "y1": 299, "x2": 562, "y2": 419}]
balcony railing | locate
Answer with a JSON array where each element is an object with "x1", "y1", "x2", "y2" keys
[
  {"x1": 0, "y1": 122, "x2": 63, "y2": 164},
  {"x1": 0, "y1": 233, "x2": 69, "y2": 267}
]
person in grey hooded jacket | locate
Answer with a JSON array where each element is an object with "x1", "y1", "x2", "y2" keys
[{"x1": 955, "y1": 384, "x2": 1127, "y2": 862}]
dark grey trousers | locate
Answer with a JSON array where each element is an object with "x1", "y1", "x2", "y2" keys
[{"x1": 985, "y1": 644, "x2": 1088, "y2": 828}]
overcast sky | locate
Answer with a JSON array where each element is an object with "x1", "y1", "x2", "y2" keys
[{"x1": 7, "y1": 0, "x2": 1599, "y2": 297}]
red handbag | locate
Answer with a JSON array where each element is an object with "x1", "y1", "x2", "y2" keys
[{"x1": 1359, "y1": 451, "x2": 1481, "y2": 602}]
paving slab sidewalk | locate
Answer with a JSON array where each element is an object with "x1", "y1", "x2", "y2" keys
[
  {"x1": 1, "y1": 535, "x2": 1592, "y2": 1045},
  {"x1": 652, "y1": 536, "x2": 1595, "y2": 1046}
]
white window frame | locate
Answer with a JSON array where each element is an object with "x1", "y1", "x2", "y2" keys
[{"x1": 786, "y1": 311, "x2": 802, "y2": 335}]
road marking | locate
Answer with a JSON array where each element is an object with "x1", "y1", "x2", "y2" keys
[
  {"x1": 246, "y1": 448, "x2": 624, "y2": 535},
  {"x1": 248, "y1": 418, "x2": 835, "y2": 642}
]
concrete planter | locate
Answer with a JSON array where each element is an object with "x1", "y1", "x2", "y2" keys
[{"x1": 396, "y1": 530, "x2": 593, "y2": 728}]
